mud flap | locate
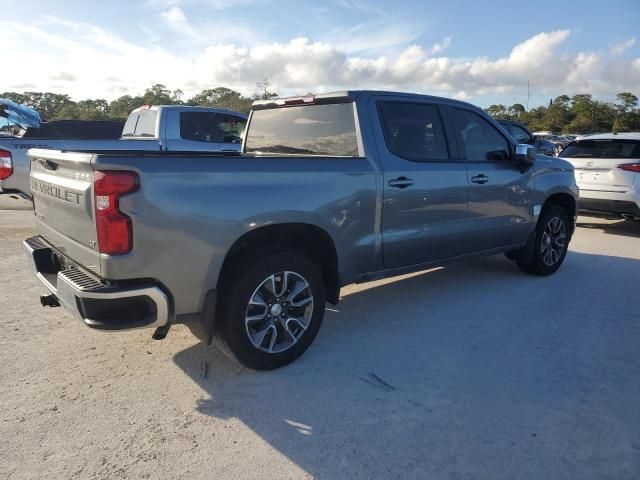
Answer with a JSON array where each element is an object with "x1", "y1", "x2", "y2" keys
[
  {"x1": 183, "y1": 289, "x2": 218, "y2": 345},
  {"x1": 516, "y1": 231, "x2": 537, "y2": 263}
]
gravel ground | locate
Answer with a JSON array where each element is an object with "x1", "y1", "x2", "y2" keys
[{"x1": 1, "y1": 195, "x2": 639, "y2": 479}]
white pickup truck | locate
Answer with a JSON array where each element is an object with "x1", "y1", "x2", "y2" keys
[{"x1": 0, "y1": 101, "x2": 247, "y2": 196}]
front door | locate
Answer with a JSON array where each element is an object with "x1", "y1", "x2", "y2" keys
[
  {"x1": 447, "y1": 107, "x2": 534, "y2": 251},
  {"x1": 373, "y1": 99, "x2": 470, "y2": 269}
]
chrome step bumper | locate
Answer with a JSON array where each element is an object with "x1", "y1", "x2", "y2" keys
[{"x1": 24, "y1": 236, "x2": 171, "y2": 331}]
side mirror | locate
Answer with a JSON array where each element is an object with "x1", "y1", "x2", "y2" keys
[{"x1": 515, "y1": 144, "x2": 536, "y2": 164}]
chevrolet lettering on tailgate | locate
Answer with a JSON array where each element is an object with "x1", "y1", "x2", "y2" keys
[{"x1": 31, "y1": 178, "x2": 83, "y2": 205}]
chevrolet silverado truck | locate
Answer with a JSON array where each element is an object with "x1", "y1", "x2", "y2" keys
[
  {"x1": 24, "y1": 91, "x2": 578, "y2": 370},
  {"x1": 0, "y1": 101, "x2": 247, "y2": 196}
]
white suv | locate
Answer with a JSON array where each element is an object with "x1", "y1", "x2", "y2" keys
[{"x1": 560, "y1": 133, "x2": 640, "y2": 220}]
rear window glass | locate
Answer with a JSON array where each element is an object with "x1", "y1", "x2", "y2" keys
[
  {"x1": 561, "y1": 140, "x2": 640, "y2": 159},
  {"x1": 122, "y1": 110, "x2": 158, "y2": 137},
  {"x1": 245, "y1": 103, "x2": 359, "y2": 156}
]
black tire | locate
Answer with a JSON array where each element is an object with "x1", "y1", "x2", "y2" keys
[
  {"x1": 214, "y1": 251, "x2": 325, "y2": 370},
  {"x1": 517, "y1": 205, "x2": 571, "y2": 276}
]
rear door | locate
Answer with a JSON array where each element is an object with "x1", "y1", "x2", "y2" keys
[
  {"x1": 560, "y1": 139, "x2": 640, "y2": 192},
  {"x1": 446, "y1": 107, "x2": 534, "y2": 251},
  {"x1": 29, "y1": 149, "x2": 101, "y2": 274},
  {"x1": 373, "y1": 98, "x2": 470, "y2": 269}
]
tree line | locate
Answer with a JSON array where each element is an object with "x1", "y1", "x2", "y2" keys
[
  {"x1": 485, "y1": 92, "x2": 640, "y2": 134},
  {"x1": 2, "y1": 83, "x2": 639, "y2": 134},
  {"x1": 0, "y1": 83, "x2": 277, "y2": 122}
]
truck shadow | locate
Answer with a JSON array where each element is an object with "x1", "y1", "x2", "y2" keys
[
  {"x1": 576, "y1": 215, "x2": 640, "y2": 238},
  {"x1": 173, "y1": 251, "x2": 640, "y2": 479}
]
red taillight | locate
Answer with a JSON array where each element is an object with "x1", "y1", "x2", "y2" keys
[
  {"x1": 618, "y1": 163, "x2": 640, "y2": 173},
  {"x1": 94, "y1": 171, "x2": 139, "y2": 255},
  {"x1": 0, "y1": 148, "x2": 12, "y2": 181}
]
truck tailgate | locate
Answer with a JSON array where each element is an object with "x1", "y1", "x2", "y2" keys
[{"x1": 29, "y1": 149, "x2": 101, "y2": 274}]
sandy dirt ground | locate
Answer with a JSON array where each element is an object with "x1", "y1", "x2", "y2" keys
[{"x1": 1, "y1": 196, "x2": 639, "y2": 479}]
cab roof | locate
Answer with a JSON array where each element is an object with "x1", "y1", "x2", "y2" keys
[{"x1": 251, "y1": 90, "x2": 479, "y2": 110}]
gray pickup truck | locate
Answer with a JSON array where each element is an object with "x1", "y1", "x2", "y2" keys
[
  {"x1": 24, "y1": 91, "x2": 578, "y2": 370},
  {"x1": 0, "y1": 103, "x2": 247, "y2": 196}
]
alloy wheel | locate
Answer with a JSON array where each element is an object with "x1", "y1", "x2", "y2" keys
[
  {"x1": 244, "y1": 271, "x2": 314, "y2": 353},
  {"x1": 541, "y1": 216, "x2": 567, "y2": 266}
]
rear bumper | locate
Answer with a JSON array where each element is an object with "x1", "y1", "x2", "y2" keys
[
  {"x1": 578, "y1": 190, "x2": 640, "y2": 217},
  {"x1": 24, "y1": 236, "x2": 171, "y2": 331}
]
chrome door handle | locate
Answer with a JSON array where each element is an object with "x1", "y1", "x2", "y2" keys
[
  {"x1": 471, "y1": 174, "x2": 489, "y2": 184},
  {"x1": 388, "y1": 177, "x2": 414, "y2": 189}
]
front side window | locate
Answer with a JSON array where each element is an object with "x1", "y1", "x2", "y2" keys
[
  {"x1": 217, "y1": 114, "x2": 246, "y2": 144},
  {"x1": 452, "y1": 109, "x2": 510, "y2": 161},
  {"x1": 245, "y1": 103, "x2": 359, "y2": 156},
  {"x1": 510, "y1": 125, "x2": 532, "y2": 144},
  {"x1": 180, "y1": 112, "x2": 247, "y2": 144},
  {"x1": 378, "y1": 102, "x2": 449, "y2": 161}
]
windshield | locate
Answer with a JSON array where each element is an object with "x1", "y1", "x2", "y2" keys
[
  {"x1": 561, "y1": 139, "x2": 640, "y2": 159},
  {"x1": 245, "y1": 102, "x2": 359, "y2": 156}
]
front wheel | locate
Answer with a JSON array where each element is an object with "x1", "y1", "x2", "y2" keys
[
  {"x1": 214, "y1": 251, "x2": 326, "y2": 370},
  {"x1": 517, "y1": 205, "x2": 571, "y2": 276}
]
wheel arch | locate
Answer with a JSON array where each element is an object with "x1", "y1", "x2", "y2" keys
[
  {"x1": 542, "y1": 191, "x2": 577, "y2": 233},
  {"x1": 217, "y1": 222, "x2": 341, "y2": 305}
]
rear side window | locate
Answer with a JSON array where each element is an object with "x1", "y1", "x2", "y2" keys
[
  {"x1": 180, "y1": 112, "x2": 246, "y2": 144},
  {"x1": 245, "y1": 103, "x2": 359, "y2": 156},
  {"x1": 378, "y1": 102, "x2": 449, "y2": 161},
  {"x1": 122, "y1": 110, "x2": 158, "y2": 137},
  {"x1": 451, "y1": 109, "x2": 510, "y2": 161},
  {"x1": 561, "y1": 140, "x2": 640, "y2": 159}
]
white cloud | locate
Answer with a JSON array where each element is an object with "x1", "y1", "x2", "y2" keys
[
  {"x1": 430, "y1": 37, "x2": 451, "y2": 55},
  {"x1": 611, "y1": 37, "x2": 636, "y2": 56},
  {"x1": 159, "y1": 6, "x2": 204, "y2": 41},
  {"x1": 1, "y1": 18, "x2": 639, "y2": 105}
]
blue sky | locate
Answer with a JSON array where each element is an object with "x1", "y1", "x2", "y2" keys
[{"x1": 2, "y1": 0, "x2": 639, "y2": 107}]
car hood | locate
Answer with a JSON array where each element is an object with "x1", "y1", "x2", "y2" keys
[
  {"x1": 0, "y1": 98, "x2": 41, "y2": 129},
  {"x1": 535, "y1": 154, "x2": 574, "y2": 171}
]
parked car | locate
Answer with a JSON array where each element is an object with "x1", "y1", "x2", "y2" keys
[
  {"x1": 24, "y1": 90, "x2": 578, "y2": 370},
  {"x1": 0, "y1": 101, "x2": 247, "y2": 196},
  {"x1": 532, "y1": 131, "x2": 570, "y2": 152},
  {"x1": 497, "y1": 120, "x2": 558, "y2": 156},
  {"x1": 560, "y1": 133, "x2": 640, "y2": 220}
]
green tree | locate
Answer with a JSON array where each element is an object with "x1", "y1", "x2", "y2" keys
[
  {"x1": 187, "y1": 87, "x2": 253, "y2": 113},
  {"x1": 53, "y1": 99, "x2": 110, "y2": 121},
  {"x1": 616, "y1": 92, "x2": 638, "y2": 113},
  {"x1": 142, "y1": 84, "x2": 174, "y2": 105},
  {"x1": 508, "y1": 103, "x2": 526, "y2": 120},
  {"x1": 485, "y1": 104, "x2": 509, "y2": 119},
  {"x1": 108, "y1": 95, "x2": 145, "y2": 120}
]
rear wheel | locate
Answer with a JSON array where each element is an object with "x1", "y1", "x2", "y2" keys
[
  {"x1": 214, "y1": 251, "x2": 325, "y2": 370},
  {"x1": 517, "y1": 205, "x2": 570, "y2": 276}
]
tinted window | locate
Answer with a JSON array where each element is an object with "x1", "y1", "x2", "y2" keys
[
  {"x1": 122, "y1": 110, "x2": 158, "y2": 137},
  {"x1": 561, "y1": 140, "x2": 640, "y2": 159},
  {"x1": 452, "y1": 109, "x2": 510, "y2": 161},
  {"x1": 180, "y1": 112, "x2": 246, "y2": 144},
  {"x1": 510, "y1": 125, "x2": 532, "y2": 144},
  {"x1": 378, "y1": 102, "x2": 449, "y2": 161},
  {"x1": 217, "y1": 114, "x2": 246, "y2": 144},
  {"x1": 245, "y1": 103, "x2": 359, "y2": 156}
]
